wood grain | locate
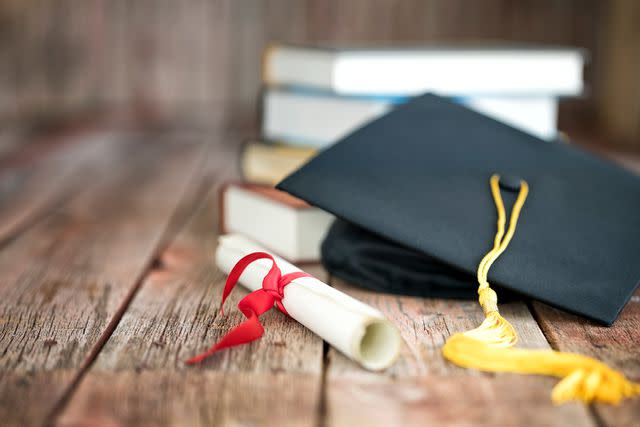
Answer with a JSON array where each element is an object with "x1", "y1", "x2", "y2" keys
[
  {"x1": 58, "y1": 175, "x2": 326, "y2": 426},
  {"x1": 0, "y1": 131, "x2": 206, "y2": 427},
  {"x1": 533, "y1": 290, "x2": 640, "y2": 427},
  {"x1": 324, "y1": 278, "x2": 596, "y2": 427},
  {"x1": 0, "y1": 126, "x2": 28, "y2": 160},
  {"x1": 0, "y1": 127, "x2": 114, "y2": 246},
  {"x1": 0, "y1": 0, "x2": 612, "y2": 143}
]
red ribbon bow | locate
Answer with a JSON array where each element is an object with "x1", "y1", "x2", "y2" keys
[{"x1": 185, "y1": 252, "x2": 311, "y2": 364}]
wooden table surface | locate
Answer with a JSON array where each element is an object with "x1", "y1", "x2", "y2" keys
[{"x1": 0, "y1": 126, "x2": 638, "y2": 427}]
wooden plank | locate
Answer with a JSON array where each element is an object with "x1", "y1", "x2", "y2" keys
[
  {"x1": 0, "y1": 130, "x2": 206, "y2": 427},
  {"x1": 532, "y1": 291, "x2": 640, "y2": 427},
  {"x1": 0, "y1": 126, "x2": 114, "y2": 246},
  {"x1": 0, "y1": 126, "x2": 28, "y2": 160},
  {"x1": 57, "y1": 174, "x2": 325, "y2": 426},
  {"x1": 324, "y1": 278, "x2": 596, "y2": 427}
]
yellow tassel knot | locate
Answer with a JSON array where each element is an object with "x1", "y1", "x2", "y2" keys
[
  {"x1": 462, "y1": 311, "x2": 517, "y2": 348},
  {"x1": 441, "y1": 174, "x2": 640, "y2": 405},
  {"x1": 478, "y1": 287, "x2": 498, "y2": 314}
]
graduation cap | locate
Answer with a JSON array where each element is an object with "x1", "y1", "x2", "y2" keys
[
  {"x1": 277, "y1": 94, "x2": 640, "y2": 404},
  {"x1": 277, "y1": 93, "x2": 639, "y2": 326}
]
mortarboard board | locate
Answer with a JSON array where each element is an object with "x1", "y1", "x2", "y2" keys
[{"x1": 277, "y1": 93, "x2": 640, "y2": 326}]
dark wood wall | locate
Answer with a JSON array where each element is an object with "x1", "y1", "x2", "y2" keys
[{"x1": 3, "y1": 0, "x2": 636, "y2": 148}]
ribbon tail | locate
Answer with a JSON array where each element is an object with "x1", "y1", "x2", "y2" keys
[
  {"x1": 185, "y1": 311, "x2": 265, "y2": 365},
  {"x1": 186, "y1": 253, "x2": 312, "y2": 365}
]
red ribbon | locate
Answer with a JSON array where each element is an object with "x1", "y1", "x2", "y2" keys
[{"x1": 185, "y1": 252, "x2": 311, "y2": 364}]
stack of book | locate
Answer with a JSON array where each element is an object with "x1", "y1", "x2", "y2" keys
[{"x1": 228, "y1": 43, "x2": 585, "y2": 262}]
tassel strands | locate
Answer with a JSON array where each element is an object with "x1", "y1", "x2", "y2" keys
[{"x1": 442, "y1": 174, "x2": 640, "y2": 405}]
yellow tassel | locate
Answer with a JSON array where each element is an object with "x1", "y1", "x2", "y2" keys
[{"x1": 441, "y1": 175, "x2": 640, "y2": 405}]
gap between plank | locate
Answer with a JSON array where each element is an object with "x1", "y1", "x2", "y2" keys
[
  {"x1": 317, "y1": 340, "x2": 330, "y2": 427},
  {"x1": 526, "y1": 300, "x2": 559, "y2": 349},
  {"x1": 0, "y1": 183, "x2": 81, "y2": 250},
  {"x1": 526, "y1": 300, "x2": 609, "y2": 427},
  {"x1": 0, "y1": 125, "x2": 109, "y2": 250},
  {"x1": 587, "y1": 406, "x2": 608, "y2": 427},
  {"x1": 316, "y1": 274, "x2": 335, "y2": 427},
  {"x1": 43, "y1": 141, "x2": 214, "y2": 427}
]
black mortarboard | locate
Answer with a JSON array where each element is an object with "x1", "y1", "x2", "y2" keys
[{"x1": 277, "y1": 94, "x2": 640, "y2": 325}]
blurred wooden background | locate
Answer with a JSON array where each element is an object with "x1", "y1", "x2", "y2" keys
[{"x1": 1, "y1": 0, "x2": 638, "y2": 150}]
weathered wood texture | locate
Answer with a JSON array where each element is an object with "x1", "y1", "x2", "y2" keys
[
  {"x1": 0, "y1": 0, "x2": 612, "y2": 139},
  {"x1": 533, "y1": 292, "x2": 640, "y2": 427},
  {"x1": 1, "y1": 131, "x2": 638, "y2": 426},
  {"x1": 0, "y1": 130, "x2": 206, "y2": 426},
  {"x1": 0, "y1": 124, "x2": 110, "y2": 246},
  {"x1": 58, "y1": 168, "x2": 326, "y2": 427},
  {"x1": 324, "y1": 278, "x2": 596, "y2": 427}
]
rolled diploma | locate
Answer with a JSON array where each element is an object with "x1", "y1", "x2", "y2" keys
[{"x1": 216, "y1": 234, "x2": 401, "y2": 370}]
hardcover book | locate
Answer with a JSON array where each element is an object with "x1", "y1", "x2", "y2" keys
[
  {"x1": 220, "y1": 182, "x2": 333, "y2": 262},
  {"x1": 263, "y1": 43, "x2": 585, "y2": 96}
]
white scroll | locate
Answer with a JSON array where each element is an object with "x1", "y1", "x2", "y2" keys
[{"x1": 216, "y1": 234, "x2": 401, "y2": 370}]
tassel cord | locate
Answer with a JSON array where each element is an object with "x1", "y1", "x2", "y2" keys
[{"x1": 442, "y1": 174, "x2": 640, "y2": 405}]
